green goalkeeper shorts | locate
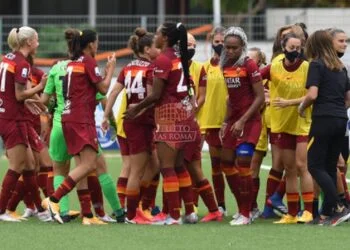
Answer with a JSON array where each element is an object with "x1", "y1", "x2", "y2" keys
[{"x1": 49, "y1": 121, "x2": 102, "y2": 163}]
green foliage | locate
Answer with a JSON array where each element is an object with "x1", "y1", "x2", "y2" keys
[
  {"x1": 37, "y1": 24, "x2": 91, "y2": 58},
  {"x1": 37, "y1": 25, "x2": 68, "y2": 58}
]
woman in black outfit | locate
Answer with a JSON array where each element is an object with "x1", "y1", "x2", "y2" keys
[{"x1": 298, "y1": 30, "x2": 350, "y2": 226}]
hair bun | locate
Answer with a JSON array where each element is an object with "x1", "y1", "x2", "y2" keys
[{"x1": 135, "y1": 28, "x2": 147, "y2": 38}]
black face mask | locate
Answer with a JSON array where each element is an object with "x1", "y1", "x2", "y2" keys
[
  {"x1": 284, "y1": 50, "x2": 300, "y2": 63},
  {"x1": 337, "y1": 52, "x2": 345, "y2": 58},
  {"x1": 188, "y1": 48, "x2": 195, "y2": 60},
  {"x1": 212, "y1": 44, "x2": 223, "y2": 56}
]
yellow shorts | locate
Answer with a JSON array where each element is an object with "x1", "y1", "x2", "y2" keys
[{"x1": 255, "y1": 106, "x2": 270, "y2": 152}]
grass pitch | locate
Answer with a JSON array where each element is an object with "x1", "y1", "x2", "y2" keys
[{"x1": 0, "y1": 151, "x2": 350, "y2": 250}]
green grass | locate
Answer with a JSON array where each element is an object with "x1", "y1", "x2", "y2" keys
[{"x1": 0, "y1": 151, "x2": 350, "y2": 250}]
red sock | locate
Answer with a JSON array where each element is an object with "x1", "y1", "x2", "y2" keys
[
  {"x1": 77, "y1": 189, "x2": 93, "y2": 218},
  {"x1": 238, "y1": 167, "x2": 253, "y2": 218},
  {"x1": 140, "y1": 181, "x2": 150, "y2": 205},
  {"x1": 117, "y1": 177, "x2": 127, "y2": 209},
  {"x1": 51, "y1": 176, "x2": 76, "y2": 202},
  {"x1": 286, "y1": 192, "x2": 299, "y2": 216},
  {"x1": 162, "y1": 188, "x2": 168, "y2": 214},
  {"x1": 221, "y1": 161, "x2": 240, "y2": 212},
  {"x1": 265, "y1": 169, "x2": 283, "y2": 201},
  {"x1": 211, "y1": 157, "x2": 225, "y2": 207},
  {"x1": 161, "y1": 168, "x2": 180, "y2": 220},
  {"x1": 175, "y1": 166, "x2": 194, "y2": 215},
  {"x1": 0, "y1": 169, "x2": 21, "y2": 214},
  {"x1": 88, "y1": 174, "x2": 105, "y2": 217},
  {"x1": 46, "y1": 167, "x2": 54, "y2": 196},
  {"x1": 276, "y1": 176, "x2": 286, "y2": 198},
  {"x1": 141, "y1": 173, "x2": 159, "y2": 210},
  {"x1": 7, "y1": 177, "x2": 25, "y2": 212},
  {"x1": 126, "y1": 189, "x2": 140, "y2": 220},
  {"x1": 193, "y1": 186, "x2": 199, "y2": 207},
  {"x1": 197, "y1": 179, "x2": 218, "y2": 212},
  {"x1": 37, "y1": 166, "x2": 48, "y2": 197},
  {"x1": 302, "y1": 192, "x2": 314, "y2": 213},
  {"x1": 22, "y1": 170, "x2": 44, "y2": 212},
  {"x1": 252, "y1": 177, "x2": 260, "y2": 209},
  {"x1": 23, "y1": 189, "x2": 35, "y2": 210}
]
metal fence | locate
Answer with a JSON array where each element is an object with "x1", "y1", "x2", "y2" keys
[{"x1": 0, "y1": 14, "x2": 266, "y2": 58}]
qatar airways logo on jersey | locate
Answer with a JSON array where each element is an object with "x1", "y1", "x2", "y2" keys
[{"x1": 226, "y1": 77, "x2": 241, "y2": 88}]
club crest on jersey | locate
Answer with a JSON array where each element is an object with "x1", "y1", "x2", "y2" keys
[
  {"x1": 21, "y1": 68, "x2": 28, "y2": 78},
  {"x1": 94, "y1": 67, "x2": 101, "y2": 76}
]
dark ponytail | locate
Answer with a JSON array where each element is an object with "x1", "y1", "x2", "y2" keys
[
  {"x1": 64, "y1": 28, "x2": 80, "y2": 56},
  {"x1": 176, "y1": 23, "x2": 191, "y2": 95},
  {"x1": 128, "y1": 27, "x2": 154, "y2": 57},
  {"x1": 70, "y1": 29, "x2": 97, "y2": 60},
  {"x1": 160, "y1": 22, "x2": 191, "y2": 95}
]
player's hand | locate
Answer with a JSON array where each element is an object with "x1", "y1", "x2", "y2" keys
[
  {"x1": 38, "y1": 74, "x2": 48, "y2": 90},
  {"x1": 101, "y1": 117, "x2": 110, "y2": 132},
  {"x1": 298, "y1": 103, "x2": 306, "y2": 118},
  {"x1": 123, "y1": 105, "x2": 139, "y2": 120},
  {"x1": 106, "y1": 53, "x2": 116, "y2": 72},
  {"x1": 272, "y1": 97, "x2": 290, "y2": 108},
  {"x1": 219, "y1": 122, "x2": 227, "y2": 144},
  {"x1": 230, "y1": 119, "x2": 245, "y2": 137},
  {"x1": 264, "y1": 89, "x2": 270, "y2": 104},
  {"x1": 24, "y1": 99, "x2": 45, "y2": 115}
]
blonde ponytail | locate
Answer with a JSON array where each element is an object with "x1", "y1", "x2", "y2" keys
[{"x1": 7, "y1": 26, "x2": 37, "y2": 51}]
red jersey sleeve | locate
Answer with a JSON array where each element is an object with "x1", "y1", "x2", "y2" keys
[
  {"x1": 14, "y1": 60, "x2": 30, "y2": 85},
  {"x1": 199, "y1": 66, "x2": 207, "y2": 87},
  {"x1": 260, "y1": 64, "x2": 271, "y2": 81},
  {"x1": 146, "y1": 66, "x2": 154, "y2": 86},
  {"x1": 117, "y1": 67, "x2": 126, "y2": 86},
  {"x1": 246, "y1": 59, "x2": 262, "y2": 84},
  {"x1": 30, "y1": 67, "x2": 44, "y2": 86},
  {"x1": 85, "y1": 56, "x2": 103, "y2": 84},
  {"x1": 153, "y1": 55, "x2": 172, "y2": 80}
]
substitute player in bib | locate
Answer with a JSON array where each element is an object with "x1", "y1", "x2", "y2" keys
[
  {"x1": 197, "y1": 27, "x2": 228, "y2": 213},
  {"x1": 42, "y1": 29, "x2": 116, "y2": 224},
  {"x1": 220, "y1": 27, "x2": 265, "y2": 226},
  {"x1": 261, "y1": 33, "x2": 314, "y2": 224},
  {"x1": 0, "y1": 26, "x2": 51, "y2": 222}
]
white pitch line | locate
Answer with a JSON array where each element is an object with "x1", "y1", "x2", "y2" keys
[{"x1": 261, "y1": 164, "x2": 350, "y2": 184}]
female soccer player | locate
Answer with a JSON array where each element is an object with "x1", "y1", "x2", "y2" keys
[
  {"x1": 0, "y1": 26, "x2": 51, "y2": 222},
  {"x1": 42, "y1": 29, "x2": 116, "y2": 224},
  {"x1": 262, "y1": 24, "x2": 307, "y2": 218},
  {"x1": 299, "y1": 30, "x2": 350, "y2": 226},
  {"x1": 124, "y1": 22, "x2": 197, "y2": 225},
  {"x1": 6, "y1": 65, "x2": 54, "y2": 222},
  {"x1": 220, "y1": 27, "x2": 264, "y2": 225},
  {"x1": 197, "y1": 27, "x2": 228, "y2": 213},
  {"x1": 102, "y1": 27, "x2": 159, "y2": 224},
  {"x1": 261, "y1": 33, "x2": 314, "y2": 224}
]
